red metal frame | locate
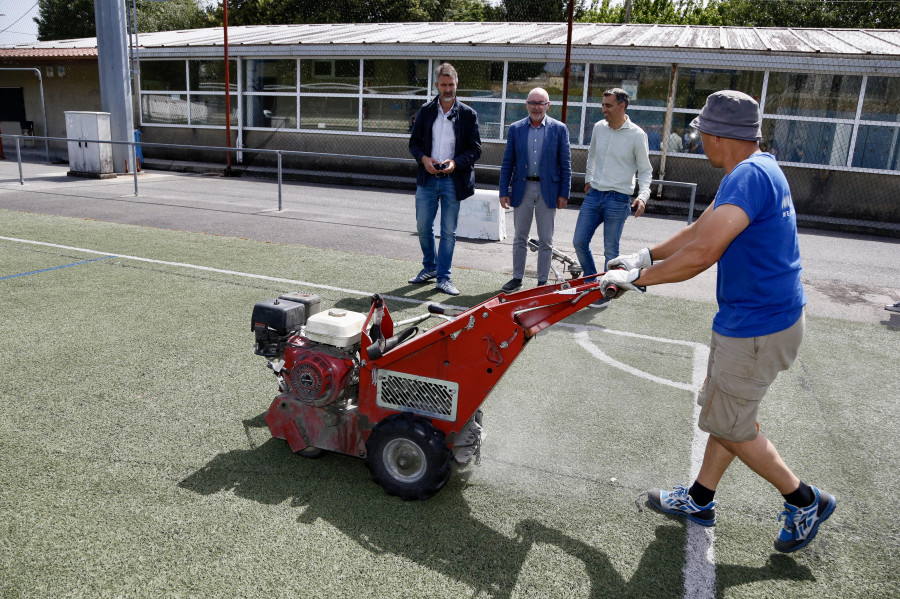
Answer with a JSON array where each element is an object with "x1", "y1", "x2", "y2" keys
[{"x1": 266, "y1": 276, "x2": 609, "y2": 458}]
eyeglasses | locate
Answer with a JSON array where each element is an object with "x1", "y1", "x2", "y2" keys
[{"x1": 526, "y1": 101, "x2": 550, "y2": 107}]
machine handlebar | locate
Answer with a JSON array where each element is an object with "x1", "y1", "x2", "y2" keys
[{"x1": 428, "y1": 303, "x2": 465, "y2": 317}]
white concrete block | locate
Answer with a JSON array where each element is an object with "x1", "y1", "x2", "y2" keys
[{"x1": 435, "y1": 188, "x2": 506, "y2": 241}]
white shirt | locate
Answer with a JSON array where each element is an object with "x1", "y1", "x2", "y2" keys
[
  {"x1": 431, "y1": 104, "x2": 457, "y2": 163},
  {"x1": 585, "y1": 115, "x2": 652, "y2": 202}
]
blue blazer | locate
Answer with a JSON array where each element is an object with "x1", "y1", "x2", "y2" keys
[
  {"x1": 499, "y1": 116, "x2": 572, "y2": 209},
  {"x1": 409, "y1": 97, "x2": 482, "y2": 202}
]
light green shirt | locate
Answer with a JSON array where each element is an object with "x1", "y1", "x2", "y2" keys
[{"x1": 585, "y1": 115, "x2": 652, "y2": 202}]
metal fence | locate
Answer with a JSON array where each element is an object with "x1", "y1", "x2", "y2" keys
[{"x1": 1, "y1": 133, "x2": 705, "y2": 223}]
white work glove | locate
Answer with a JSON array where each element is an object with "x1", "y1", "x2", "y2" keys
[
  {"x1": 607, "y1": 247, "x2": 652, "y2": 271},
  {"x1": 599, "y1": 268, "x2": 646, "y2": 299}
]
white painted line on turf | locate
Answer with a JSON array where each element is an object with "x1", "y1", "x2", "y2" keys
[
  {"x1": 571, "y1": 328, "x2": 696, "y2": 391},
  {"x1": 571, "y1": 326, "x2": 715, "y2": 599},
  {"x1": 0, "y1": 235, "x2": 424, "y2": 305},
  {"x1": 685, "y1": 342, "x2": 715, "y2": 599}
]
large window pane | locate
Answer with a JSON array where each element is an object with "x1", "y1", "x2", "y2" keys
[
  {"x1": 629, "y1": 109, "x2": 666, "y2": 151},
  {"x1": 583, "y1": 106, "x2": 602, "y2": 146},
  {"x1": 550, "y1": 105, "x2": 581, "y2": 143},
  {"x1": 670, "y1": 113, "x2": 705, "y2": 154},
  {"x1": 765, "y1": 72, "x2": 861, "y2": 119},
  {"x1": 588, "y1": 65, "x2": 670, "y2": 107},
  {"x1": 362, "y1": 60, "x2": 429, "y2": 95},
  {"x1": 675, "y1": 68, "x2": 763, "y2": 110},
  {"x1": 141, "y1": 94, "x2": 188, "y2": 124},
  {"x1": 446, "y1": 60, "x2": 505, "y2": 98},
  {"x1": 300, "y1": 60, "x2": 359, "y2": 93},
  {"x1": 503, "y1": 100, "x2": 530, "y2": 128},
  {"x1": 189, "y1": 60, "x2": 237, "y2": 93},
  {"x1": 582, "y1": 107, "x2": 669, "y2": 149},
  {"x1": 141, "y1": 60, "x2": 186, "y2": 92},
  {"x1": 244, "y1": 96, "x2": 297, "y2": 128},
  {"x1": 300, "y1": 96, "x2": 358, "y2": 130},
  {"x1": 362, "y1": 98, "x2": 426, "y2": 133},
  {"x1": 762, "y1": 119, "x2": 851, "y2": 165},
  {"x1": 189, "y1": 95, "x2": 237, "y2": 125},
  {"x1": 245, "y1": 59, "x2": 296, "y2": 92},
  {"x1": 852, "y1": 125, "x2": 900, "y2": 170},
  {"x1": 861, "y1": 76, "x2": 900, "y2": 123},
  {"x1": 465, "y1": 100, "x2": 502, "y2": 139},
  {"x1": 503, "y1": 101, "x2": 580, "y2": 143},
  {"x1": 506, "y1": 62, "x2": 582, "y2": 102}
]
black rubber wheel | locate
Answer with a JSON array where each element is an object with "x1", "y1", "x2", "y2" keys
[
  {"x1": 365, "y1": 413, "x2": 452, "y2": 501},
  {"x1": 296, "y1": 446, "x2": 326, "y2": 459}
]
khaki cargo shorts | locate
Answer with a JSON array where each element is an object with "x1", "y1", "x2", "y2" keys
[{"x1": 697, "y1": 311, "x2": 805, "y2": 442}]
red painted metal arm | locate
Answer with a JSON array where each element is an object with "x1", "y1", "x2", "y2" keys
[{"x1": 488, "y1": 277, "x2": 609, "y2": 337}]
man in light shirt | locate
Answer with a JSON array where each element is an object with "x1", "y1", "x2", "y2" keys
[
  {"x1": 408, "y1": 62, "x2": 482, "y2": 296},
  {"x1": 573, "y1": 87, "x2": 652, "y2": 308}
]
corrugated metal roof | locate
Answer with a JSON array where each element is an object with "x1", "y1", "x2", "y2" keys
[
  {"x1": 2, "y1": 22, "x2": 898, "y2": 57},
  {"x1": 0, "y1": 47, "x2": 97, "y2": 58}
]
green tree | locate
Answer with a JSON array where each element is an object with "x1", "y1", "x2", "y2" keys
[
  {"x1": 503, "y1": 0, "x2": 590, "y2": 22},
  {"x1": 35, "y1": 0, "x2": 212, "y2": 41},
  {"x1": 444, "y1": 0, "x2": 506, "y2": 21},
  {"x1": 35, "y1": 0, "x2": 96, "y2": 41},
  {"x1": 137, "y1": 0, "x2": 210, "y2": 33},
  {"x1": 218, "y1": 0, "x2": 450, "y2": 26},
  {"x1": 707, "y1": 0, "x2": 899, "y2": 28},
  {"x1": 580, "y1": 0, "x2": 897, "y2": 27},
  {"x1": 581, "y1": 0, "x2": 716, "y2": 24}
]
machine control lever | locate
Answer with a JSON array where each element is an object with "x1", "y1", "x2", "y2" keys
[{"x1": 428, "y1": 303, "x2": 465, "y2": 317}]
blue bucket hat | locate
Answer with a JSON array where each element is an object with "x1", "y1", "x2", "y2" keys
[{"x1": 690, "y1": 90, "x2": 762, "y2": 141}]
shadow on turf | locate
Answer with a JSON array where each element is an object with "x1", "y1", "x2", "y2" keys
[
  {"x1": 330, "y1": 285, "x2": 506, "y2": 314},
  {"x1": 178, "y1": 416, "x2": 815, "y2": 597}
]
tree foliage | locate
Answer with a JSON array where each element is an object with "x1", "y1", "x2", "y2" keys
[
  {"x1": 502, "y1": 0, "x2": 592, "y2": 22},
  {"x1": 36, "y1": 0, "x2": 96, "y2": 41},
  {"x1": 579, "y1": 0, "x2": 899, "y2": 28},
  {"x1": 35, "y1": 0, "x2": 212, "y2": 41},
  {"x1": 136, "y1": 0, "x2": 210, "y2": 33},
  {"x1": 219, "y1": 0, "x2": 449, "y2": 26},
  {"x1": 35, "y1": 0, "x2": 899, "y2": 40},
  {"x1": 707, "y1": 0, "x2": 899, "y2": 28},
  {"x1": 444, "y1": 0, "x2": 506, "y2": 21}
]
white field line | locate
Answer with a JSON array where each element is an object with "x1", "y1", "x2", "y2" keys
[
  {"x1": 0, "y1": 235, "x2": 425, "y2": 305},
  {"x1": 3, "y1": 234, "x2": 716, "y2": 597},
  {"x1": 571, "y1": 326, "x2": 715, "y2": 599}
]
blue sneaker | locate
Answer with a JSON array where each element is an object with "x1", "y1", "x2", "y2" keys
[
  {"x1": 774, "y1": 486, "x2": 836, "y2": 553},
  {"x1": 648, "y1": 485, "x2": 717, "y2": 526}
]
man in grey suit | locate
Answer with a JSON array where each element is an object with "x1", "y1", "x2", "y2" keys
[{"x1": 498, "y1": 87, "x2": 572, "y2": 292}]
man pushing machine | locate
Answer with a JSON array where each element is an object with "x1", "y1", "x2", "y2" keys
[{"x1": 600, "y1": 90, "x2": 836, "y2": 553}]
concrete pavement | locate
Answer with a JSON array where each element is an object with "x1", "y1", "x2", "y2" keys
[{"x1": 1, "y1": 158, "x2": 897, "y2": 327}]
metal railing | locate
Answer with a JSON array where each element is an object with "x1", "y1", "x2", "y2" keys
[{"x1": 0, "y1": 133, "x2": 699, "y2": 223}]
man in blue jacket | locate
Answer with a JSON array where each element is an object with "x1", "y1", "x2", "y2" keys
[
  {"x1": 498, "y1": 87, "x2": 572, "y2": 292},
  {"x1": 408, "y1": 62, "x2": 482, "y2": 296}
]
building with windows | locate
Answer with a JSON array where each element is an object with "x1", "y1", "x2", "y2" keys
[{"x1": 1, "y1": 22, "x2": 899, "y2": 232}]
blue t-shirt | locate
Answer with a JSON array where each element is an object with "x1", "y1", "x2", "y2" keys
[{"x1": 712, "y1": 152, "x2": 807, "y2": 338}]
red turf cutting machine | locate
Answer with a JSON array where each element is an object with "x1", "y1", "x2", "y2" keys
[{"x1": 252, "y1": 276, "x2": 614, "y2": 500}]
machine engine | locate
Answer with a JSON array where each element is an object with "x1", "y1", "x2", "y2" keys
[
  {"x1": 282, "y1": 336, "x2": 358, "y2": 407},
  {"x1": 253, "y1": 294, "x2": 365, "y2": 407}
]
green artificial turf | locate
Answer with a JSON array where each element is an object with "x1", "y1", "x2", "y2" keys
[{"x1": 1, "y1": 209, "x2": 898, "y2": 598}]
